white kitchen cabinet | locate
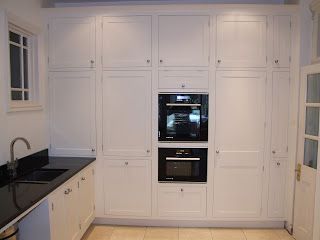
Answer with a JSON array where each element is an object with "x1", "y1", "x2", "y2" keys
[
  {"x1": 158, "y1": 70, "x2": 209, "y2": 89},
  {"x1": 271, "y1": 72, "x2": 290, "y2": 158},
  {"x1": 268, "y1": 159, "x2": 287, "y2": 218},
  {"x1": 273, "y1": 16, "x2": 291, "y2": 68},
  {"x1": 104, "y1": 160, "x2": 151, "y2": 217},
  {"x1": 102, "y1": 16, "x2": 152, "y2": 67},
  {"x1": 49, "y1": 188, "x2": 67, "y2": 240},
  {"x1": 158, "y1": 15, "x2": 210, "y2": 67},
  {"x1": 48, "y1": 17, "x2": 96, "y2": 69},
  {"x1": 102, "y1": 71, "x2": 151, "y2": 157},
  {"x1": 214, "y1": 71, "x2": 266, "y2": 218},
  {"x1": 158, "y1": 185, "x2": 207, "y2": 218},
  {"x1": 216, "y1": 15, "x2": 267, "y2": 68},
  {"x1": 49, "y1": 71, "x2": 96, "y2": 157}
]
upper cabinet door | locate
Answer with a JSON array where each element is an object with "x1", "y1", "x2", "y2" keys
[
  {"x1": 49, "y1": 17, "x2": 96, "y2": 69},
  {"x1": 50, "y1": 71, "x2": 96, "y2": 157},
  {"x1": 216, "y1": 15, "x2": 267, "y2": 68},
  {"x1": 102, "y1": 71, "x2": 151, "y2": 157},
  {"x1": 102, "y1": 16, "x2": 152, "y2": 67},
  {"x1": 273, "y1": 16, "x2": 291, "y2": 68},
  {"x1": 271, "y1": 72, "x2": 290, "y2": 158},
  {"x1": 158, "y1": 15, "x2": 210, "y2": 67}
]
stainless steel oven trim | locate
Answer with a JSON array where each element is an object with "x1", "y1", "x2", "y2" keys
[
  {"x1": 165, "y1": 103, "x2": 201, "y2": 107},
  {"x1": 165, "y1": 157, "x2": 200, "y2": 161}
]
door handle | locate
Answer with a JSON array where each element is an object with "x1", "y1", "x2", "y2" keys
[{"x1": 295, "y1": 163, "x2": 302, "y2": 182}]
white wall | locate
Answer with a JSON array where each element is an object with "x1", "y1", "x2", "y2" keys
[
  {"x1": 0, "y1": 0, "x2": 48, "y2": 165},
  {"x1": 299, "y1": 0, "x2": 313, "y2": 66}
]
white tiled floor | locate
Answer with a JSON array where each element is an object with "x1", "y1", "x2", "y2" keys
[{"x1": 82, "y1": 225, "x2": 295, "y2": 240}]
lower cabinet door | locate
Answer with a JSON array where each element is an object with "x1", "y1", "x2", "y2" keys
[
  {"x1": 268, "y1": 159, "x2": 287, "y2": 218},
  {"x1": 104, "y1": 160, "x2": 151, "y2": 216},
  {"x1": 158, "y1": 185, "x2": 207, "y2": 218},
  {"x1": 49, "y1": 189, "x2": 67, "y2": 240}
]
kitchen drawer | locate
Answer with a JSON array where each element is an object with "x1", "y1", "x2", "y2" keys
[
  {"x1": 159, "y1": 71, "x2": 209, "y2": 89},
  {"x1": 158, "y1": 185, "x2": 207, "y2": 218}
]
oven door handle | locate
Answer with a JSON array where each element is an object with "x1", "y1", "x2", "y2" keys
[
  {"x1": 165, "y1": 103, "x2": 201, "y2": 107},
  {"x1": 165, "y1": 157, "x2": 200, "y2": 161}
]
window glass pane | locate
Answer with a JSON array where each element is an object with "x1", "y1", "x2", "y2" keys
[
  {"x1": 304, "y1": 139, "x2": 318, "y2": 169},
  {"x1": 23, "y1": 49, "x2": 28, "y2": 89},
  {"x1": 11, "y1": 91, "x2": 22, "y2": 100},
  {"x1": 305, "y1": 107, "x2": 320, "y2": 136},
  {"x1": 23, "y1": 37, "x2": 27, "y2": 47},
  {"x1": 307, "y1": 73, "x2": 320, "y2": 103},
  {"x1": 24, "y1": 91, "x2": 29, "y2": 100},
  {"x1": 10, "y1": 44, "x2": 21, "y2": 88},
  {"x1": 9, "y1": 31, "x2": 20, "y2": 44}
]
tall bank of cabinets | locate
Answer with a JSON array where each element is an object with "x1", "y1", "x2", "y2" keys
[{"x1": 48, "y1": 13, "x2": 292, "y2": 219}]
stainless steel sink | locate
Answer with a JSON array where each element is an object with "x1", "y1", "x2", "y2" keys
[{"x1": 15, "y1": 169, "x2": 68, "y2": 184}]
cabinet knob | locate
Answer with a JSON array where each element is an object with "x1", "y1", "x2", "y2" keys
[
  {"x1": 180, "y1": 188, "x2": 184, "y2": 192},
  {"x1": 90, "y1": 60, "x2": 95, "y2": 64},
  {"x1": 275, "y1": 60, "x2": 279, "y2": 64},
  {"x1": 147, "y1": 59, "x2": 151, "y2": 63},
  {"x1": 277, "y1": 162, "x2": 281, "y2": 166},
  {"x1": 272, "y1": 150, "x2": 276, "y2": 154},
  {"x1": 81, "y1": 177, "x2": 86, "y2": 181},
  {"x1": 64, "y1": 189, "x2": 69, "y2": 195},
  {"x1": 216, "y1": 150, "x2": 220, "y2": 154},
  {"x1": 125, "y1": 161, "x2": 128, "y2": 166},
  {"x1": 217, "y1": 60, "x2": 221, "y2": 63},
  {"x1": 91, "y1": 148, "x2": 96, "y2": 152},
  {"x1": 146, "y1": 149, "x2": 150, "y2": 153},
  {"x1": 160, "y1": 59, "x2": 163, "y2": 63},
  {"x1": 181, "y1": 83, "x2": 186, "y2": 88}
]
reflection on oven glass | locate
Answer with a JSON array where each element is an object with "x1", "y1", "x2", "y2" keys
[{"x1": 166, "y1": 161, "x2": 200, "y2": 177}]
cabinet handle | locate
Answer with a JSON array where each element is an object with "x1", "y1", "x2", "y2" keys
[
  {"x1": 180, "y1": 188, "x2": 184, "y2": 192},
  {"x1": 90, "y1": 60, "x2": 95, "y2": 64},
  {"x1": 68, "y1": 188, "x2": 72, "y2": 193},
  {"x1": 275, "y1": 60, "x2": 279, "y2": 64},
  {"x1": 91, "y1": 148, "x2": 96, "y2": 152},
  {"x1": 147, "y1": 59, "x2": 151, "y2": 63},
  {"x1": 160, "y1": 59, "x2": 163, "y2": 63},
  {"x1": 216, "y1": 150, "x2": 220, "y2": 154},
  {"x1": 81, "y1": 177, "x2": 86, "y2": 181},
  {"x1": 272, "y1": 150, "x2": 276, "y2": 154},
  {"x1": 64, "y1": 189, "x2": 69, "y2": 195},
  {"x1": 146, "y1": 149, "x2": 150, "y2": 153},
  {"x1": 217, "y1": 59, "x2": 221, "y2": 63},
  {"x1": 181, "y1": 83, "x2": 186, "y2": 88},
  {"x1": 125, "y1": 161, "x2": 128, "y2": 166},
  {"x1": 277, "y1": 162, "x2": 281, "y2": 166}
]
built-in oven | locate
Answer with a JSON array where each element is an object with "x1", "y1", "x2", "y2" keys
[
  {"x1": 158, "y1": 94, "x2": 208, "y2": 142},
  {"x1": 158, "y1": 148, "x2": 207, "y2": 182}
]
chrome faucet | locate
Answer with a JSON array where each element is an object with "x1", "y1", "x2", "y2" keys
[{"x1": 8, "y1": 137, "x2": 31, "y2": 179}]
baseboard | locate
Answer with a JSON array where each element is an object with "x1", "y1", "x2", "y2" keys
[{"x1": 94, "y1": 217, "x2": 285, "y2": 228}]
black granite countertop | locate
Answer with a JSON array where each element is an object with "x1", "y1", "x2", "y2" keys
[{"x1": 0, "y1": 151, "x2": 95, "y2": 231}]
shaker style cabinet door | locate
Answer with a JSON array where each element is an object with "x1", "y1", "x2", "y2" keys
[
  {"x1": 216, "y1": 15, "x2": 267, "y2": 68},
  {"x1": 273, "y1": 16, "x2": 291, "y2": 68},
  {"x1": 271, "y1": 72, "x2": 290, "y2": 158},
  {"x1": 102, "y1": 16, "x2": 152, "y2": 67},
  {"x1": 102, "y1": 71, "x2": 151, "y2": 157},
  {"x1": 49, "y1": 71, "x2": 96, "y2": 157},
  {"x1": 104, "y1": 160, "x2": 151, "y2": 217},
  {"x1": 48, "y1": 17, "x2": 96, "y2": 69},
  {"x1": 158, "y1": 15, "x2": 210, "y2": 67}
]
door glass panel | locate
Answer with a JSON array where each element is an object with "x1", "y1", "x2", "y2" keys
[
  {"x1": 304, "y1": 138, "x2": 318, "y2": 169},
  {"x1": 305, "y1": 107, "x2": 320, "y2": 136},
  {"x1": 307, "y1": 73, "x2": 320, "y2": 103}
]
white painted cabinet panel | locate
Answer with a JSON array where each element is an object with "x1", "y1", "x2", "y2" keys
[
  {"x1": 214, "y1": 71, "x2": 266, "y2": 218},
  {"x1": 216, "y1": 15, "x2": 267, "y2": 68},
  {"x1": 102, "y1": 16, "x2": 152, "y2": 67},
  {"x1": 158, "y1": 15, "x2": 210, "y2": 67},
  {"x1": 268, "y1": 159, "x2": 287, "y2": 218},
  {"x1": 104, "y1": 160, "x2": 151, "y2": 216},
  {"x1": 49, "y1": 17, "x2": 96, "y2": 69},
  {"x1": 49, "y1": 189, "x2": 67, "y2": 240},
  {"x1": 158, "y1": 70, "x2": 209, "y2": 89},
  {"x1": 158, "y1": 185, "x2": 206, "y2": 218},
  {"x1": 102, "y1": 71, "x2": 151, "y2": 157},
  {"x1": 49, "y1": 71, "x2": 96, "y2": 157},
  {"x1": 273, "y1": 16, "x2": 291, "y2": 68},
  {"x1": 271, "y1": 72, "x2": 290, "y2": 158}
]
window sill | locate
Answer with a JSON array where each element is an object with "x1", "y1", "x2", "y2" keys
[{"x1": 8, "y1": 102, "x2": 43, "y2": 113}]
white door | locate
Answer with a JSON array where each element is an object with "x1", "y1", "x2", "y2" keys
[
  {"x1": 102, "y1": 71, "x2": 151, "y2": 157},
  {"x1": 49, "y1": 190, "x2": 67, "y2": 240},
  {"x1": 158, "y1": 15, "x2": 210, "y2": 67},
  {"x1": 104, "y1": 160, "x2": 151, "y2": 216},
  {"x1": 293, "y1": 65, "x2": 320, "y2": 240},
  {"x1": 216, "y1": 15, "x2": 267, "y2": 68},
  {"x1": 49, "y1": 17, "x2": 96, "y2": 69},
  {"x1": 271, "y1": 72, "x2": 290, "y2": 158},
  {"x1": 273, "y1": 16, "x2": 291, "y2": 68},
  {"x1": 102, "y1": 16, "x2": 152, "y2": 67},
  {"x1": 214, "y1": 71, "x2": 266, "y2": 218},
  {"x1": 49, "y1": 71, "x2": 96, "y2": 157}
]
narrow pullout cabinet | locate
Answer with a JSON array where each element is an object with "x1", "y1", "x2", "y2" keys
[
  {"x1": 49, "y1": 71, "x2": 96, "y2": 157},
  {"x1": 49, "y1": 165, "x2": 95, "y2": 240},
  {"x1": 216, "y1": 15, "x2": 267, "y2": 68},
  {"x1": 102, "y1": 16, "x2": 152, "y2": 67},
  {"x1": 158, "y1": 15, "x2": 210, "y2": 66},
  {"x1": 158, "y1": 185, "x2": 207, "y2": 218},
  {"x1": 104, "y1": 160, "x2": 151, "y2": 216},
  {"x1": 102, "y1": 71, "x2": 151, "y2": 157},
  {"x1": 214, "y1": 71, "x2": 266, "y2": 218},
  {"x1": 273, "y1": 16, "x2": 291, "y2": 68},
  {"x1": 48, "y1": 17, "x2": 96, "y2": 69}
]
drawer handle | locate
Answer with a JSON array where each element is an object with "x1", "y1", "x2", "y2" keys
[{"x1": 180, "y1": 188, "x2": 184, "y2": 192}]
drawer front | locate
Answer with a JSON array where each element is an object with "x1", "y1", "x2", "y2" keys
[
  {"x1": 158, "y1": 185, "x2": 207, "y2": 218},
  {"x1": 159, "y1": 71, "x2": 209, "y2": 89}
]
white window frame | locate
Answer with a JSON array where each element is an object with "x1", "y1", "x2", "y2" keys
[{"x1": 5, "y1": 13, "x2": 42, "y2": 112}]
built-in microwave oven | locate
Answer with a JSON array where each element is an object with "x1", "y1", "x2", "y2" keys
[
  {"x1": 158, "y1": 148, "x2": 207, "y2": 182},
  {"x1": 158, "y1": 94, "x2": 209, "y2": 142}
]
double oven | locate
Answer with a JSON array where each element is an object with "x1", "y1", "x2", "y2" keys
[{"x1": 158, "y1": 93, "x2": 209, "y2": 183}]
